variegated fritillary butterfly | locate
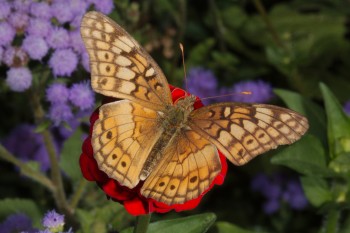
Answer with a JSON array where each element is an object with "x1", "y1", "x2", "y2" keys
[{"x1": 80, "y1": 11, "x2": 309, "y2": 205}]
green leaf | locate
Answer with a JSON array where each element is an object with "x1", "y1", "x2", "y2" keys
[
  {"x1": 274, "y1": 88, "x2": 327, "y2": 145},
  {"x1": 187, "y1": 39, "x2": 215, "y2": 67},
  {"x1": 300, "y1": 176, "x2": 332, "y2": 207},
  {"x1": 271, "y1": 135, "x2": 333, "y2": 177},
  {"x1": 216, "y1": 221, "x2": 269, "y2": 233},
  {"x1": 329, "y1": 152, "x2": 350, "y2": 173},
  {"x1": 59, "y1": 128, "x2": 84, "y2": 182},
  {"x1": 34, "y1": 120, "x2": 52, "y2": 133},
  {"x1": 0, "y1": 198, "x2": 42, "y2": 226},
  {"x1": 319, "y1": 83, "x2": 350, "y2": 158},
  {"x1": 121, "y1": 213, "x2": 216, "y2": 233}
]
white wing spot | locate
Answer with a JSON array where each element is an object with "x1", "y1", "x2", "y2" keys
[
  {"x1": 145, "y1": 68, "x2": 155, "y2": 77},
  {"x1": 96, "y1": 41, "x2": 110, "y2": 50},
  {"x1": 116, "y1": 67, "x2": 135, "y2": 80},
  {"x1": 113, "y1": 39, "x2": 132, "y2": 52},
  {"x1": 115, "y1": 56, "x2": 132, "y2": 66},
  {"x1": 224, "y1": 107, "x2": 231, "y2": 118},
  {"x1": 104, "y1": 23, "x2": 114, "y2": 33}
]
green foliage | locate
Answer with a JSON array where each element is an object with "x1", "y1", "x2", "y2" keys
[
  {"x1": 0, "y1": 198, "x2": 42, "y2": 226},
  {"x1": 121, "y1": 213, "x2": 216, "y2": 233},
  {"x1": 215, "y1": 222, "x2": 269, "y2": 233},
  {"x1": 59, "y1": 128, "x2": 85, "y2": 182}
]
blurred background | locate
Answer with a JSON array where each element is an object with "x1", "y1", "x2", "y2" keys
[{"x1": 1, "y1": 0, "x2": 350, "y2": 232}]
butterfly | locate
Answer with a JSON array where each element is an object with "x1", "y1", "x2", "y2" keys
[{"x1": 80, "y1": 11, "x2": 309, "y2": 205}]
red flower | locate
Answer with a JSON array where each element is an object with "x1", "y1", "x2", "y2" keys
[{"x1": 79, "y1": 85, "x2": 227, "y2": 216}]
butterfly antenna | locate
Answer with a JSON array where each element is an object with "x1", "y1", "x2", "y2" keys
[
  {"x1": 179, "y1": 43, "x2": 188, "y2": 92},
  {"x1": 195, "y1": 91, "x2": 252, "y2": 102}
]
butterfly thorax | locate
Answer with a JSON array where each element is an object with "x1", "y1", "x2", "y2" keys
[{"x1": 139, "y1": 95, "x2": 197, "y2": 180}]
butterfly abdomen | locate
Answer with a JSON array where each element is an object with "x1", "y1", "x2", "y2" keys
[
  {"x1": 140, "y1": 125, "x2": 179, "y2": 180},
  {"x1": 140, "y1": 104, "x2": 191, "y2": 180}
]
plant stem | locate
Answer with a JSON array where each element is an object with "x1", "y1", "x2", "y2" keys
[
  {"x1": 253, "y1": 0, "x2": 284, "y2": 48},
  {"x1": 29, "y1": 89, "x2": 78, "y2": 228},
  {"x1": 0, "y1": 144, "x2": 55, "y2": 191},
  {"x1": 324, "y1": 209, "x2": 340, "y2": 233},
  {"x1": 70, "y1": 179, "x2": 88, "y2": 210},
  {"x1": 133, "y1": 214, "x2": 151, "y2": 233}
]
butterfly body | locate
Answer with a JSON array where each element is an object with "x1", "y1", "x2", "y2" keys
[
  {"x1": 141, "y1": 95, "x2": 197, "y2": 180},
  {"x1": 81, "y1": 11, "x2": 309, "y2": 205}
]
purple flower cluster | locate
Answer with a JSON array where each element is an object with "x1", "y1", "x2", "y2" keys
[
  {"x1": 42, "y1": 210, "x2": 65, "y2": 229},
  {"x1": 2, "y1": 124, "x2": 60, "y2": 172},
  {"x1": 251, "y1": 173, "x2": 308, "y2": 214},
  {"x1": 46, "y1": 82, "x2": 95, "y2": 125},
  {"x1": 186, "y1": 67, "x2": 273, "y2": 104},
  {"x1": 0, "y1": 210, "x2": 72, "y2": 233},
  {"x1": 0, "y1": 0, "x2": 115, "y2": 92},
  {"x1": 344, "y1": 100, "x2": 350, "y2": 115},
  {"x1": 0, "y1": 213, "x2": 35, "y2": 233}
]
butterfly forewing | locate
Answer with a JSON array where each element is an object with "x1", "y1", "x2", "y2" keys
[
  {"x1": 81, "y1": 11, "x2": 172, "y2": 111},
  {"x1": 141, "y1": 129, "x2": 222, "y2": 205},
  {"x1": 189, "y1": 103, "x2": 309, "y2": 165},
  {"x1": 92, "y1": 100, "x2": 163, "y2": 188}
]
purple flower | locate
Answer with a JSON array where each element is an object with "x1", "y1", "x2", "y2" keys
[
  {"x1": 70, "y1": 29, "x2": 86, "y2": 54},
  {"x1": 55, "y1": 117, "x2": 80, "y2": 139},
  {"x1": 42, "y1": 210, "x2": 65, "y2": 229},
  {"x1": 47, "y1": 27, "x2": 70, "y2": 49},
  {"x1": 0, "y1": 1, "x2": 11, "y2": 20},
  {"x1": 3, "y1": 46, "x2": 28, "y2": 67},
  {"x1": 283, "y1": 180, "x2": 308, "y2": 210},
  {"x1": 69, "y1": 0, "x2": 88, "y2": 15},
  {"x1": 81, "y1": 51, "x2": 90, "y2": 72},
  {"x1": 263, "y1": 199, "x2": 280, "y2": 214},
  {"x1": 22, "y1": 35, "x2": 48, "y2": 60},
  {"x1": 0, "y1": 46, "x2": 4, "y2": 64},
  {"x1": 187, "y1": 67, "x2": 218, "y2": 105},
  {"x1": 6, "y1": 67, "x2": 32, "y2": 92},
  {"x1": 344, "y1": 100, "x2": 350, "y2": 115},
  {"x1": 69, "y1": 81, "x2": 95, "y2": 110},
  {"x1": 30, "y1": 2, "x2": 51, "y2": 19},
  {"x1": 70, "y1": 14, "x2": 84, "y2": 28},
  {"x1": 13, "y1": 0, "x2": 32, "y2": 12},
  {"x1": 251, "y1": 173, "x2": 269, "y2": 192},
  {"x1": 48, "y1": 102, "x2": 74, "y2": 125},
  {"x1": 0, "y1": 22, "x2": 16, "y2": 46},
  {"x1": 49, "y1": 49, "x2": 78, "y2": 77},
  {"x1": 2, "y1": 124, "x2": 60, "y2": 171},
  {"x1": 92, "y1": 0, "x2": 115, "y2": 14},
  {"x1": 9, "y1": 12, "x2": 30, "y2": 30},
  {"x1": 46, "y1": 83, "x2": 70, "y2": 104},
  {"x1": 0, "y1": 213, "x2": 34, "y2": 233},
  {"x1": 26, "y1": 18, "x2": 52, "y2": 38},
  {"x1": 51, "y1": 0, "x2": 74, "y2": 24},
  {"x1": 231, "y1": 80, "x2": 273, "y2": 103}
]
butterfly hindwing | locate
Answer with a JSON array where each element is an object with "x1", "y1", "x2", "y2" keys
[
  {"x1": 189, "y1": 103, "x2": 309, "y2": 165},
  {"x1": 141, "y1": 129, "x2": 222, "y2": 205},
  {"x1": 81, "y1": 11, "x2": 172, "y2": 111},
  {"x1": 92, "y1": 100, "x2": 163, "y2": 188}
]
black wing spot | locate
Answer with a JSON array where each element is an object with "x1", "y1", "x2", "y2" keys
[
  {"x1": 121, "y1": 161, "x2": 127, "y2": 167},
  {"x1": 170, "y1": 185, "x2": 176, "y2": 190},
  {"x1": 104, "y1": 53, "x2": 109, "y2": 60},
  {"x1": 112, "y1": 154, "x2": 117, "y2": 160},
  {"x1": 190, "y1": 176, "x2": 197, "y2": 183},
  {"x1": 247, "y1": 139, "x2": 254, "y2": 145},
  {"x1": 159, "y1": 182, "x2": 165, "y2": 187},
  {"x1": 106, "y1": 65, "x2": 111, "y2": 72},
  {"x1": 106, "y1": 131, "x2": 112, "y2": 139}
]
